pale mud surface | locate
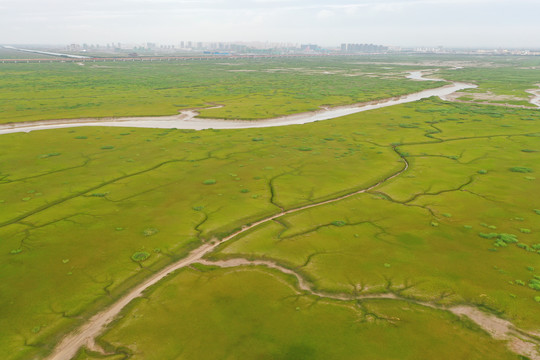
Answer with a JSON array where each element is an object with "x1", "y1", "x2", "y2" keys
[
  {"x1": 412, "y1": 69, "x2": 540, "y2": 109},
  {"x1": 450, "y1": 306, "x2": 540, "y2": 360},
  {"x1": 0, "y1": 74, "x2": 475, "y2": 135},
  {"x1": 443, "y1": 91, "x2": 540, "y2": 109},
  {"x1": 527, "y1": 85, "x2": 540, "y2": 108}
]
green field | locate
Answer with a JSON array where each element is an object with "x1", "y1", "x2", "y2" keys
[
  {"x1": 0, "y1": 57, "x2": 443, "y2": 124},
  {"x1": 92, "y1": 266, "x2": 515, "y2": 360},
  {"x1": 1, "y1": 55, "x2": 539, "y2": 359}
]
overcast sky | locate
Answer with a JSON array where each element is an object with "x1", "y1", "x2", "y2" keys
[{"x1": 1, "y1": 0, "x2": 539, "y2": 48}]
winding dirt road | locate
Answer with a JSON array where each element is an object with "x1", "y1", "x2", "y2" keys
[
  {"x1": 47, "y1": 151, "x2": 409, "y2": 360},
  {"x1": 43, "y1": 71, "x2": 539, "y2": 359}
]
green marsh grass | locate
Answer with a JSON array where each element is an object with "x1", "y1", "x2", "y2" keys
[
  {"x1": 96, "y1": 267, "x2": 516, "y2": 360},
  {"x1": 1, "y1": 56, "x2": 540, "y2": 359},
  {"x1": 0, "y1": 58, "x2": 444, "y2": 124}
]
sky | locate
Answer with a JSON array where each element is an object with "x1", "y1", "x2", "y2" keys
[{"x1": 1, "y1": 0, "x2": 539, "y2": 48}]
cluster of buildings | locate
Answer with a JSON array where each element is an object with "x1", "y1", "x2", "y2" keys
[
  {"x1": 61, "y1": 42, "x2": 540, "y2": 57},
  {"x1": 63, "y1": 41, "x2": 392, "y2": 55},
  {"x1": 340, "y1": 43, "x2": 388, "y2": 53}
]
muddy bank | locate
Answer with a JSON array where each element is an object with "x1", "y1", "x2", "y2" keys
[{"x1": 527, "y1": 86, "x2": 540, "y2": 108}]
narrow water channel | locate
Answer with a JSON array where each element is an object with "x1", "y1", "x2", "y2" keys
[{"x1": 0, "y1": 72, "x2": 476, "y2": 135}]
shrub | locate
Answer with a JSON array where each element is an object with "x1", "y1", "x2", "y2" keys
[
  {"x1": 203, "y1": 179, "x2": 217, "y2": 185},
  {"x1": 131, "y1": 251, "x2": 150, "y2": 262},
  {"x1": 529, "y1": 278, "x2": 540, "y2": 291},
  {"x1": 331, "y1": 220, "x2": 347, "y2": 227},
  {"x1": 509, "y1": 167, "x2": 533, "y2": 173},
  {"x1": 240, "y1": 189, "x2": 249, "y2": 193},
  {"x1": 477, "y1": 169, "x2": 488, "y2": 174},
  {"x1": 298, "y1": 147, "x2": 312, "y2": 151},
  {"x1": 101, "y1": 146, "x2": 115, "y2": 150},
  {"x1": 520, "y1": 228, "x2": 531, "y2": 234},
  {"x1": 494, "y1": 239, "x2": 507, "y2": 247},
  {"x1": 499, "y1": 233, "x2": 518, "y2": 243},
  {"x1": 479, "y1": 233, "x2": 498, "y2": 239}
]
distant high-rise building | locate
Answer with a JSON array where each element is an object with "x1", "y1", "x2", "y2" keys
[
  {"x1": 341, "y1": 43, "x2": 388, "y2": 53},
  {"x1": 67, "y1": 44, "x2": 81, "y2": 51},
  {"x1": 300, "y1": 44, "x2": 321, "y2": 52}
]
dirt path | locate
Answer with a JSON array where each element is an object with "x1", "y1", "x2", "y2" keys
[
  {"x1": 201, "y1": 258, "x2": 540, "y2": 360},
  {"x1": 46, "y1": 151, "x2": 409, "y2": 360},
  {"x1": 198, "y1": 259, "x2": 398, "y2": 302}
]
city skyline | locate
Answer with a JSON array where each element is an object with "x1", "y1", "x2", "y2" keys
[{"x1": 1, "y1": 0, "x2": 540, "y2": 48}]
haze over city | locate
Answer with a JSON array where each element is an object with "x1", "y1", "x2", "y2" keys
[{"x1": 2, "y1": 0, "x2": 540, "y2": 48}]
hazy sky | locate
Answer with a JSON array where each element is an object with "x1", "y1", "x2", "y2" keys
[{"x1": 2, "y1": 0, "x2": 539, "y2": 48}]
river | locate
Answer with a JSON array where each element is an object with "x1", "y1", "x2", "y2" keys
[{"x1": 0, "y1": 72, "x2": 476, "y2": 135}]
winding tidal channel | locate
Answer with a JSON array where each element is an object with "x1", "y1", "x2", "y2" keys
[
  {"x1": 14, "y1": 71, "x2": 537, "y2": 359},
  {"x1": 1, "y1": 71, "x2": 474, "y2": 135}
]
